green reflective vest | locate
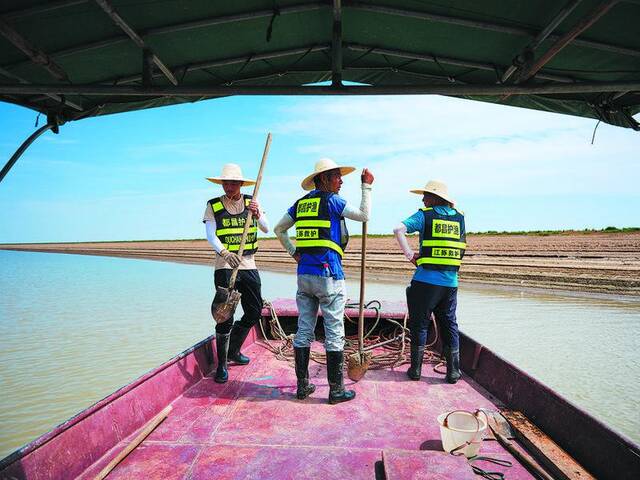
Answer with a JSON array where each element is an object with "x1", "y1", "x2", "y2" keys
[
  {"x1": 292, "y1": 191, "x2": 348, "y2": 257},
  {"x1": 208, "y1": 194, "x2": 258, "y2": 255},
  {"x1": 417, "y1": 207, "x2": 466, "y2": 271}
]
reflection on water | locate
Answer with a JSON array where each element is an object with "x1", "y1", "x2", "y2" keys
[{"x1": 0, "y1": 250, "x2": 639, "y2": 459}]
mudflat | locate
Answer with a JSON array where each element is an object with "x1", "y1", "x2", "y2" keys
[{"x1": 2, "y1": 232, "x2": 639, "y2": 295}]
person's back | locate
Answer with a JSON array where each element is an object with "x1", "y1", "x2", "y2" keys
[
  {"x1": 290, "y1": 189, "x2": 348, "y2": 278},
  {"x1": 393, "y1": 180, "x2": 466, "y2": 384},
  {"x1": 274, "y1": 158, "x2": 374, "y2": 404}
]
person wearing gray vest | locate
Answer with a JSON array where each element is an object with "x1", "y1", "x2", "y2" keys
[
  {"x1": 393, "y1": 180, "x2": 466, "y2": 384},
  {"x1": 203, "y1": 163, "x2": 269, "y2": 383}
]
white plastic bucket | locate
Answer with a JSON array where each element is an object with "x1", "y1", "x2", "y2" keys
[{"x1": 437, "y1": 410, "x2": 487, "y2": 458}]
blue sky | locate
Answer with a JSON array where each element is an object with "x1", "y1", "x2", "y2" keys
[{"x1": 0, "y1": 95, "x2": 638, "y2": 243}]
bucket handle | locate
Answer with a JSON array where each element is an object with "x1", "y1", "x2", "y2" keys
[{"x1": 443, "y1": 409, "x2": 482, "y2": 457}]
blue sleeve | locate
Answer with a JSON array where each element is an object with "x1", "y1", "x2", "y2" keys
[
  {"x1": 402, "y1": 211, "x2": 424, "y2": 234},
  {"x1": 328, "y1": 194, "x2": 347, "y2": 216},
  {"x1": 287, "y1": 204, "x2": 296, "y2": 219}
]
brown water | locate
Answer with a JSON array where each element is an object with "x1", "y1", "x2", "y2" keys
[{"x1": 1, "y1": 250, "x2": 639, "y2": 460}]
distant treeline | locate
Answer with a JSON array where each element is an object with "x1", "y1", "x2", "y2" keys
[{"x1": 468, "y1": 226, "x2": 640, "y2": 236}]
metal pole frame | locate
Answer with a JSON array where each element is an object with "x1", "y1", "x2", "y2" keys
[{"x1": 0, "y1": 81, "x2": 638, "y2": 96}]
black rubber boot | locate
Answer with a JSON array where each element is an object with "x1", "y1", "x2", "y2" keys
[
  {"x1": 445, "y1": 347, "x2": 462, "y2": 384},
  {"x1": 294, "y1": 347, "x2": 316, "y2": 400},
  {"x1": 228, "y1": 325, "x2": 251, "y2": 365},
  {"x1": 327, "y1": 351, "x2": 356, "y2": 405},
  {"x1": 214, "y1": 333, "x2": 230, "y2": 384},
  {"x1": 407, "y1": 343, "x2": 425, "y2": 381}
]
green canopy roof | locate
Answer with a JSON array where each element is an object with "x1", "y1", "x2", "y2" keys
[{"x1": 1, "y1": 0, "x2": 639, "y2": 129}]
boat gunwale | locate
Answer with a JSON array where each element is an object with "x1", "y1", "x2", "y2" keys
[
  {"x1": 0, "y1": 334, "x2": 215, "y2": 472},
  {"x1": 457, "y1": 329, "x2": 640, "y2": 479}
]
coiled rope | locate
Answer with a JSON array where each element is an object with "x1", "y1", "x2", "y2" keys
[{"x1": 258, "y1": 300, "x2": 445, "y2": 371}]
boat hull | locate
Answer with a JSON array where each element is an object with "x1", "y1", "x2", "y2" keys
[{"x1": 1, "y1": 300, "x2": 637, "y2": 479}]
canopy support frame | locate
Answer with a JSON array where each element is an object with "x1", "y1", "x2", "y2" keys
[
  {"x1": 347, "y1": 44, "x2": 575, "y2": 84},
  {"x1": 515, "y1": 0, "x2": 621, "y2": 84},
  {"x1": 0, "y1": 17, "x2": 70, "y2": 82},
  {"x1": 93, "y1": 0, "x2": 179, "y2": 86},
  {"x1": 0, "y1": 66, "x2": 83, "y2": 111},
  {"x1": 332, "y1": 0, "x2": 343, "y2": 87},
  {"x1": 348, "y1": 2, "x2": 640, "y2": 58},
  {"x1": 2, "y1": 81, "x2": 639, "y2": 96},
  {"x1": 502, "y1": 0, "x2": 584, "y2": 83}
]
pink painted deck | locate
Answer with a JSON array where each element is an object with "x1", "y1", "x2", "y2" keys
[
  {"x1": 74, "y1": 341, "x2": 537, "y2": 480},
  {"x1": 2, "y1": 299, "x2": 636, "y2": 479}
]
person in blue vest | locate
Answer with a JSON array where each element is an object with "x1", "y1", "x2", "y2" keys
[
  {"x1": 274, "y1": 158, "x2": 374, "y2": 404},
  {"x1": 393, "y1": 180, "x2": 466, "y2": 384},
  {"x1": 203, "y1": 163, "x2": 269, "y2": 384}
]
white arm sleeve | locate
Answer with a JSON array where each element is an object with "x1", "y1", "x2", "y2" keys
[
  {"x1": 393, "y1": 223, "x2": 415, "y2": 261},
  {"x1": 342, "y1": 183, "x2": 372, "y2": 222},
  {"x1": 257, "y1": 210, "x2": 270, "y2": 233},
  {"x1": 274, "y1": 213, "x2": 297, "y2": 256},
  {"x1": 205, "y1": 219, "x2": 225, "y2": 254}
]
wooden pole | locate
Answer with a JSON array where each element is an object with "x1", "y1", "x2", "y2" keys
[
  {"x1": 226, "y1": 133, "x2": 272, "y2": 290},
  {"x1": 94, "y1": 405, "x2": 172, "y2": 480},
  {"x1": 358, "y1": 222, "x2": 367, "y2": 357}
]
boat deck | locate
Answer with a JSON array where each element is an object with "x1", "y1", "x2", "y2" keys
[{"x1": 78, "y1": 342, "x2": 539, "y2": 479}]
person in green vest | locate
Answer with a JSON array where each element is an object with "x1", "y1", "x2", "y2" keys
[
  {"x1": 203, "y1": 163, "x2": 269, "y2": 383},
  {"x1": 393, "y1": 180, "x2": 466, "y2": 384}
]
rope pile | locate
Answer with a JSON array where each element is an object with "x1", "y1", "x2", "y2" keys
[{"x1": 258, "y1": 300, "x2": 445, "y2": 371}]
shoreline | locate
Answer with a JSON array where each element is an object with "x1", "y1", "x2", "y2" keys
[{"x1": 2, "y1": 232, "x2": 639, "y2": 296}]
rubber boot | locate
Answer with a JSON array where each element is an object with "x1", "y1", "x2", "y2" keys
[
  {"x1": 214, "y1": 333, "x2": 230, "y2": 384},
  {"x1": 326, "y1": 351, "x2": 356, "y2": 405},
  {"x1": 407, "y1": 343, "x2": 425, "y2": 381},
  {"x1": 228, "y1": 325, "x2": 251, "y2": 364},
  {"x1": 294, "y1": 347, "x2": 316, "y2": 400},
  {"x1": 445, "y1": 347, "x2": 462, "y2": 384}
]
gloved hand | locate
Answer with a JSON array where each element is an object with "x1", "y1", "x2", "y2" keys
[
  {"x1": 220, "y1": 249, "x2": 241, "y2": 268},
  {"x1": 248, "y1": 199, "x2": 261, "y2": 219}
]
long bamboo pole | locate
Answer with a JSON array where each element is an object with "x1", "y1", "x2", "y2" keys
[{"x1": 226, "y1": 133, "x2": 272, "y2": 290}]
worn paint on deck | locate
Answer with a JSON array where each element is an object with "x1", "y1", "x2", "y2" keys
[{"x1": 74, "y1": 342, "x2": 539, "y2": 479}]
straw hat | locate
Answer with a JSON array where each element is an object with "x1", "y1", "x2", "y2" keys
[
  {"x1": 410, "y1": 180, "x2": 454, "y2": 204},
  {"x1": 301, "y1": 158, "x2": 356, "y2": 191},
  {"x1": 206, "y1": 163, "x2": 256, "y2": 186}
]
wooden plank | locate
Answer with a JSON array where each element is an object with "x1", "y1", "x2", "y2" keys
[{"x1": 501, "y1": 410, "x2": 596, "y2": 480}]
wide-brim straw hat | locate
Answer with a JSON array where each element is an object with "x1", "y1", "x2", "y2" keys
[
  {"x1": 206, "y1": 163, "x2": 256, "y2": 186},
  {"x1": 410, "y1": 179, "x2": 455, "y2": 204},
  {"x1": 301, "y1": 158, "x2": 356, "y2": 191}
]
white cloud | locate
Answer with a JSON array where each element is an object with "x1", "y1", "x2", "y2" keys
[
  {"x1": 260, "y1": 95, "x2": 640, "y2": 232},
  {"x1": 271, "y1": 95, "x2": 640, "y2": 198}
]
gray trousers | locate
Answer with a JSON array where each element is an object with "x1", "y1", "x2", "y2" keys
[{"x1": 293, "y1": 274, "x2": 346, "y2": 352}]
